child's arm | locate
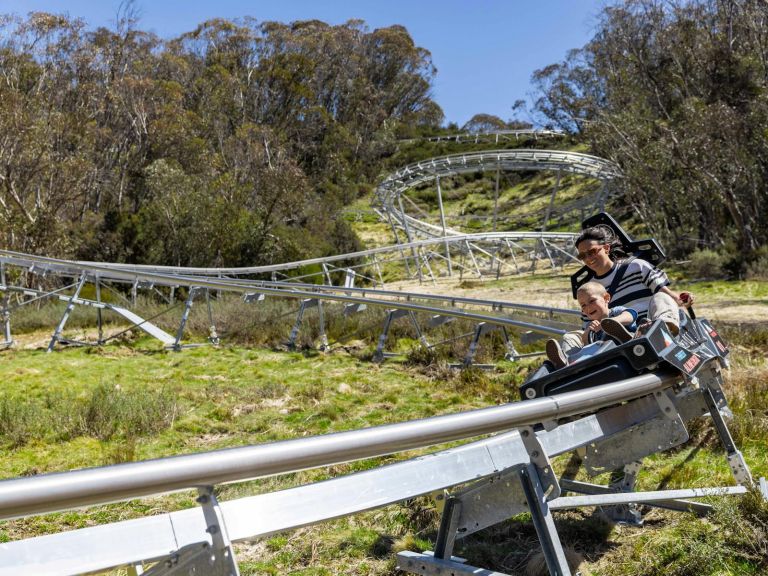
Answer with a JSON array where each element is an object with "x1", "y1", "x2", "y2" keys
[
  {"x1": 612, "y1": 310, "x2": 636, "y2": 326},
  {"x1": 582, "y1": 320, "x2": 601, "y2": 344}
]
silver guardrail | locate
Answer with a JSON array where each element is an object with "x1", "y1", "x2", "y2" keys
[{"x1": 0, "y1": 370, "x2": 677, "y2": 520}]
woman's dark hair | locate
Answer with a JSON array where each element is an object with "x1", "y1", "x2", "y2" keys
[{"x1": 575, "y1": 225, "x2": 628, "y2": 261}]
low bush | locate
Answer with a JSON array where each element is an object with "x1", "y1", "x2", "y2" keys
[
  {"x1": 746, "y1": 253, "x2": 768, "y2": 281},
  {"x1": 0, "y1": 384, "x2": 177, "y2": 448},
  {"x1": 685, "y1": 249, "x2": 727, "y2": 280}
]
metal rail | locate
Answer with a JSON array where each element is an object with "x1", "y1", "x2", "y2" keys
[
  {"x1": 0, "y1": 252, "x2": 579, "y2": 338},
  {"x1": 2, "y1": 230, "x2": 578, "y2": 277},
  {"x1": 397, "y1": 129, "x2": 565, "y2": 144},
  {"x1": 375, "y1": 150, "x2": 620, "y2": 225},
  {"x1": 0, "y1": 369, "x2": 677, "y2": 520}
]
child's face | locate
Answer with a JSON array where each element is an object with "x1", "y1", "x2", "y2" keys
[{"x1": 578, "y1": 290, "x2": 611, "y2": 321}]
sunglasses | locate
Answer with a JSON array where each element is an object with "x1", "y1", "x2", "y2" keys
[{"x1": 577, "y1": 246, "x2": 605, "y2": 261}]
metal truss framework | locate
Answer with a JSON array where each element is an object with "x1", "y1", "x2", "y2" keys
[
  {"x1": 0, "y1": 246, "x2": 582, "y2": 362},
  {"x1": 397, "y1": 129, "x2": 566, "y2": 145},
  {"x1": 375, "y1": 148, "x2": 621, "y2": 240}
]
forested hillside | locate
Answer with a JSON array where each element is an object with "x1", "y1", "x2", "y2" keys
[
  {"x1": 0, "y1": 10, "x2": 442, "y2": 266},
  {"x1": 2, "y1": 1, "x2": 768, "y2": 278}
]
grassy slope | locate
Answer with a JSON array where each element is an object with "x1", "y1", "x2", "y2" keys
[
  {"x1": 0, "y1": 341, "x2": 524, "y2": 575},
  {"x1": 0, "y1": 284, "x2": 766, "y2": 575}
]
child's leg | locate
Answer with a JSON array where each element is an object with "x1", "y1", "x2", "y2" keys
[
  {"x1": 545, "y1": 330, "x2": 585, "y2": 369},
  {"x1": 561, "y1": 330, "x2": 585, "y2": 355}
]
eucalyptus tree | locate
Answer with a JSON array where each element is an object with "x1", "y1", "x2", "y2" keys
[
  {"x1": 532, "y1": 0, "x2": 768, "y2": 266},
  {"x1": 0, "y1": 10, "x2": 441, "y2": 266}
]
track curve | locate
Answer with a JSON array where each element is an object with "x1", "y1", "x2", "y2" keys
[{"x1": 0, "y1": 140, "x2": 623, "y2": 355}]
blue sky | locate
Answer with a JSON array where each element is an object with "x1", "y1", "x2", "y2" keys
[{"x1": 1, "y1": 0, "x2": 606, "y2": 127}]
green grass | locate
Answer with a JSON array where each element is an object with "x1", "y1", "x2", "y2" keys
[{"x1": 0, "y1": 336, "x2": 765, "y2": 574}]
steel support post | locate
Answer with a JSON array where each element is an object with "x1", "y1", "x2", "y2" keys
[
  {"x1": 142, "y1": 487, "x2": 240, "y2": 576},
  {"x1": 433, "y1": 496, "x2": 461, "y2": 560},
  {"x1": 206, "y1": 290, "x2": 220, "y2": 345},
  {"x1": 502, "y1": 327, "x2": 519, "y2": 361},
  {"x1": 493, "y1": 164, "x2": 500, "y2": 232},
  {"x1": 465, "y1": 241, "x2": 482, "y2": 278},
  {"x1": 702, "y1": 385, "x2": 753, "y2": 484},
  {"x1": 1, "y1": 263, "x2": 12, "y2": 347},
  {"x1": 693, "y1": 363, "x2": 752, "y2": 484},
  {"x1": 541, "y1": 238, "x2": 556, "y2": 270},
  {"x1": 384, "y1": 209, "x2": 413, "y2": 278},
  {"x1": 47, "y1": 273, "x2": 87, "y2": 353},
  {"x1": 288, "y1": 299, "x2": 309, "y2": 350},
  {"x1": 520, "y1": 465, "x2": 571, "y2": 576},
  {"x1": 287, "y1": 298, "x2": 328, "y2": 351},
  {"x1": 436, "y1": 175, "x2": 452, "y2": 276},
  {"x1": 322, "y1": 263, "x2": 333, "y2": 286},
  {"x1": 373, "y1": 310, "x2": 396, "y2": 361},
  {"x1": 603, "y1": 460, "x2": 643, "y2": 525},
  {"x1": 517, "y1": 424, "x2": 570, "y2": 576},
  {"x1": 195, "y1": 486, "x2": 240, "y2": 575},
  {"x1": 131, "y1": 279, "x2": 138, "y2": 307},
  {"x1": 375, "y1": 309, "x2": 426, "y2": 360},
  {"x1": 173, "y1": 288, "x2": 197, "y2": 351},
  {"x1": 397, "y1": 195, "x2": 422, "y2": 282},
  {"x1": 542, "y1": 170, "x2": 561, "y2": 232},
  {"x1": 95, "y1": 277, "x2": 104, "y2": 345},
  {"x1": 463, "y1": 323, "x2": 485, "y2": 367},
  {"x1": 505, "y1": 239, "x2": 520, "y2": 274},
  {"x1": 343, "y1": 269, "x2": 356, "y2": 292},
  {"x1": 372, "y1": 255, "x2": 385, "y2": 287},
  {"x1": 464, "y1": 323, "x2": 514, "y2": 366},
  {"x1": 408, "y1": 311, "x2": 429, "y2": 349},
  {"x1": 317, "y1": 300, "x2": 328, "y2": 351},
  {"x1": 419, "y1": 248, "x2": 437, "y2": 285}
]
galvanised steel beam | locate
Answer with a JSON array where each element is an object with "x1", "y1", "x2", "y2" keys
[
  {"x1": 0, "y1": 252, "x2": 579, "y2": 338},
  {"x1": 0, "y1": 231, "x2": 577, "y2": 278},
  {"x1": 0, "y1": 369, "x2": 678, "y2": 520}
]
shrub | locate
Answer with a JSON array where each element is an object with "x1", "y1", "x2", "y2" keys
[
  {"x1": 0, "y1": 384, "x2": 178, "y2": 447},
  {"x1": 0, "y1": 398, "x2": 44, "y2": 448},
  {"x1": 745, "y1": 249, "x2": 768, "y2": 280},
  {"x1": 685, "y1": 249, "x2": 727, "y2": 280},
  {"x1": 82, "y1": 383, "x2": 178, "y2": 440}
]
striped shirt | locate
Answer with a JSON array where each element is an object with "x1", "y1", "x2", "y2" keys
[{"x1": 585, "y1": 258, "x2": 670, "y2": 322}]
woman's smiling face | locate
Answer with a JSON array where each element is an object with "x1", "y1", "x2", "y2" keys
[{"x1": 576, "y1": 240, "x2": 612, "y2": 273}]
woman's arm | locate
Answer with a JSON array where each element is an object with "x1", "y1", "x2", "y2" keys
[{"x1": 660, "y1": 285, "x2": 695, "y2": 307}]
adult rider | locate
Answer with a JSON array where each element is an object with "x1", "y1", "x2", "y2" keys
[{"x1": 560, "y1": 225, "x2": 694, "y2": 356}]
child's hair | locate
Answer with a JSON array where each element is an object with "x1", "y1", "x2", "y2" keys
[
  {"x1": 576, "y1": 281, "x2": 608, "y2": 299},
  {"x1": 574, "y1": 225, "x2": 628, "y2": 261}
]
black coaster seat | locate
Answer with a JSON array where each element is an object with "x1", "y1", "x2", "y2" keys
[{"x1": 520, "y1": 318, "x2": 729, "y2": 400}]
